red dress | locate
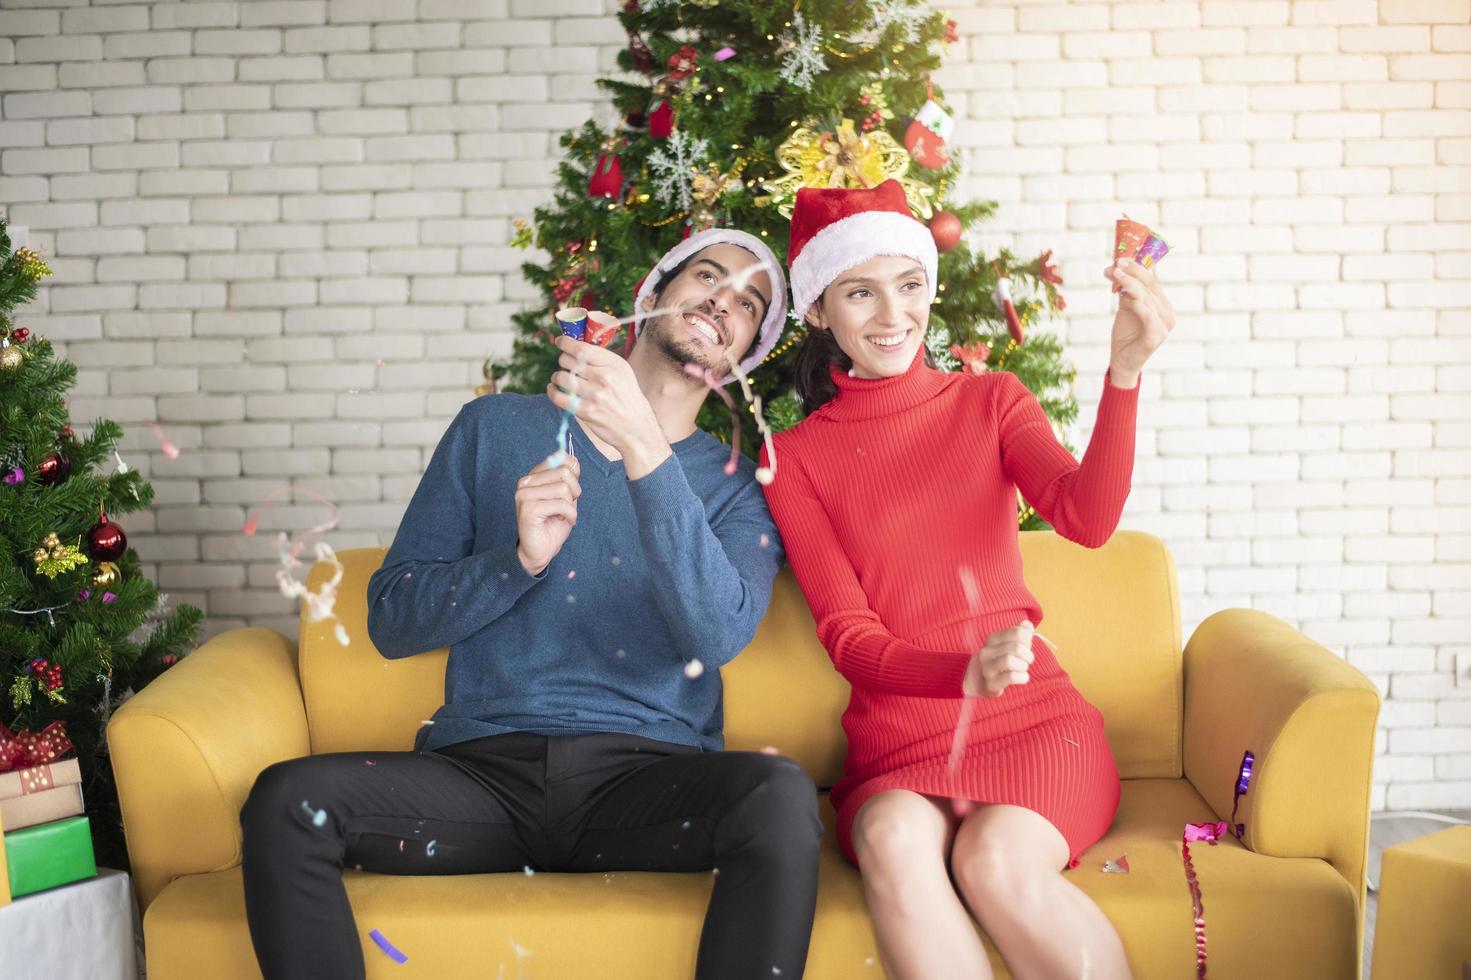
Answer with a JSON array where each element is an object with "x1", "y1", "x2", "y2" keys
[{"x1": 760, "y1": 350, "x2": 1140, "y2": 868}]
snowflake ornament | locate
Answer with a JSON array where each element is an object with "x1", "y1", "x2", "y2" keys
[
  {"x1": 647, "y1": 130, "x2": 711, "y2": 212},
  {"x1": 925, "y1": 328, "x2": 960, "y2": 373},
  {"x1": 777, "y1": 13, "x2": 826, "y2": 91},
  {"x1": 851, "y1": 0, "x2": 931, "y2": 47}
]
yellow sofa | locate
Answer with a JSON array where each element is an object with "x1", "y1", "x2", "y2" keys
[{"x1": 109, "y1": 530, "x2": 1379, "y2": 979}]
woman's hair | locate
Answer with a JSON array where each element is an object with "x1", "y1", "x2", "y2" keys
[
  {"x1": 793, "y1": 301, "x2": 852, "y2": 415},
  {"x1": 792, "y1": 297, "x2": 936, "y2": 415}
]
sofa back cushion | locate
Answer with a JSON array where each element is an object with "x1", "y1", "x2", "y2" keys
[{"x1": 301, "y1": 530, "x2": 1181, "y2": 785}]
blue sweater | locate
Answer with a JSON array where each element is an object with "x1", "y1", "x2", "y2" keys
[{"x1": 366, "y1": 394, "x2": 785, "y2": 754}]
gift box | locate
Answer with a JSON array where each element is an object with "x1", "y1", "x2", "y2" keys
[
  {"x1": 0, "y1": 867, "x2": 141, "y2": 980},
  {"x1": 4, "y1": 814, "x2": 97, "y2": 899},
  {"x1": 1, "y1": 808, "x2": 10, "y2": 906},
  {"x1": 1, "y1": 758, "x2": 84, "y2": 832}
]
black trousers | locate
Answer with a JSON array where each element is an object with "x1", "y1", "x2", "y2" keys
[{"x1": 240, "y1": 732, "x2": 822, "y2": 980}]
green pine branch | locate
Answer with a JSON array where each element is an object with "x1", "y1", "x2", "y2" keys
[{"x1": 1, "y1": 215, "x2": 203, "y2": 870}]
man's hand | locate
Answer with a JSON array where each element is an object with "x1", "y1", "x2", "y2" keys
[
  {"x1": 547, "y1": 335, "x2": 672, "y2": 480},
  {"x1": 962, "y1": 620, "x2": 1035, "y2": 698},
  {"x1": 514, "y1": 455, "x2": 580, "y2": 576}
]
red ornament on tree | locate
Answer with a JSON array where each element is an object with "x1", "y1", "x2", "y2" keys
[
  {"x1": 648, "y1": 100, "x2": 674, "y2": 139},
  {"x1": 666, "y1": 44, "x2": 698, "y2": 80},
  {"x1": 87, "y1": 503, "x2": 128, "y2": 562},
  {"x1": 36, "y1": 452, "x2": 70, "y2": 485},
  {"x1": 629, "y1": 35, "x2": 655, "y2": 75},
  {"x1": 929, "y1": 211, "x2": 962, "y2": 253},
  {"x1": 588, "y1": 153, "x2": 624, "y2": 198},
  {"x1": 949, "y1": 341, "x2": 992, "y2": 375},
  {"x1": 11, "y1": 327, "x2": 28, "y2": 344}
]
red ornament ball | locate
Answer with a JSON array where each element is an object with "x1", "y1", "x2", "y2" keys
[
  {"x1": 36, "y1": 452, "x2": 71, "y2": 485},
  {"x1": 930, "y1": 211, "x2": 962, "y2": 253},
  {"x1": 11, "y1": 328, "x2": 28, "y2": 343},
  {"x1": 87, "y1": 513, "x2": 128, "y2": 562}
]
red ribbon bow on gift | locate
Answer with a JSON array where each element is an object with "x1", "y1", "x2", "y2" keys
[{"x1": 0, "y1": 720, "x2": 73, "y2": 774}]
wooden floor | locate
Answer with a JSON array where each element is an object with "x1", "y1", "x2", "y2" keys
[{"x1": 1363, "y1": 809, "x2": 1471, "y2": 978}]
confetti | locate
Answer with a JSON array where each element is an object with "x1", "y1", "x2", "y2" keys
[
  {"x1": 426, "y1": 840, "x2": 437, "y2": 857},
  {"x1": 300, "y1": 800, "x2": 327, "y2": 828},
  {"x1": 567, "y1": 570, "x2": 576, "y2": 580},
  {"x1": 523, "y1": 866, "x2": 535, "y2": 876},
  {"x1": 949, "y1": 566, "x2": 986, "y2": 776},
  {"x1": 683, "y1": 364, "x2": 747, "y2": 477},
  {"x1": 759, "y1": 745, "x2": 781, "y2": 755},
  {"x1": 683, "y1": 351, "x2": 780, "y2": 484},
  {"x1": 144, "y1": 420, "x2": 180, "y2": 459},
  {"x1": 368, "y1": 928, "x2": 408, "y2": 964},
  {"x1": 759, "y1": 533, "x2": 770, "y2": 548},
  {"x1": 244, "y1": 485, "x2": 348, "y2": 643},
  {"x1": 684, "y1": 659, "x2": 705, "y2": 679},
  {"x1": 1101, "y1": 854, "x2": 1130, "y2": 874},
  {"x1": 714, "y1": 46, "x2": 735, "y2": 60}
]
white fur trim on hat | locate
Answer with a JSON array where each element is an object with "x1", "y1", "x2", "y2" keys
[
  {"x1": 788, "y1": 212, "x2": 938, "y2": 325},
  {"x1": 632, "y1": 228, "x2": 789, "y2": 386}
]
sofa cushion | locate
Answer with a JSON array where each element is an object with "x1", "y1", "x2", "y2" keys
[{"x1": 142, "y1": 779, "x2": 1352, "y2": 979}]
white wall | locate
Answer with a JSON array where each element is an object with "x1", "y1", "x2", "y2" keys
[{"x1": 2, "y1": 0, "x2": 1468, "y2": 811}]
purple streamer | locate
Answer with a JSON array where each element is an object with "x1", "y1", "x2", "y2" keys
[{"x1": 368, "y1": 929, "x2": 408, "y2": 964}]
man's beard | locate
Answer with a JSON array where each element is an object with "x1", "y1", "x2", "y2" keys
[{"x1": 646, "y1": 309, "x2": 729, "y2": 375}]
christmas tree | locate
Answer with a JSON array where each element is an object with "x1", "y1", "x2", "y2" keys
[
  {"x1": 497, "y1": 0, "x2": 1077, "y2": 528},
  {"x1": 0, "y1": 216, "x2": 203, "y2": 869}
]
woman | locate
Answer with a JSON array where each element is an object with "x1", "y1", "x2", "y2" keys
[{"x1": 760, "y1": 180, "x2": 1174, "y2": 979}]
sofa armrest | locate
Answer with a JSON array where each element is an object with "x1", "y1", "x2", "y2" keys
[
  {"x1": 1184, "y1": 608, "x2": 1380, "y2": 901},
  {"x1": 107, "y1": 627, "x2": 309, "y2": 912}
]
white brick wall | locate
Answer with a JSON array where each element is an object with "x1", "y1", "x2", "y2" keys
[{"x1": 2, "y1": 0, "x2": 1469, "y2": 811}]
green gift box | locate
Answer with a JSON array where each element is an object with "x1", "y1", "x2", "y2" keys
[{"x1": 3, "y1": 814, "x2": 97, "y2": 898}]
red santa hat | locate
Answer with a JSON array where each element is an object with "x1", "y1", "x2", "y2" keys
[
  {"x1": 630, "y1": 228, "x2": 788, "y2": 386},
  {"x1": 787, "y1": 179, "x2": 938, "y2": 324}
]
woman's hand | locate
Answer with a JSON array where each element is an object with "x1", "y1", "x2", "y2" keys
[
  {"x1": 1106, "y1": 257, "x2": 1175, "y2": 388},
  {"x1": 962, "y1": 620, "x2": 1035, "y2": 698}
]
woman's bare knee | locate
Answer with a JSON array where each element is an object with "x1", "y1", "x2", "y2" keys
[
  {"x1": 853, "y1": 792, "x2": 955, "y2": 902},
  {"x1": 950, "y1": 805, "x2": 1067, "y2": 915}
]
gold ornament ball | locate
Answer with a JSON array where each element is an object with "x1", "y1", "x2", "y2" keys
[
  {"x1": 93, "y1": 561, "x2": 122, "y2": 587},
  {"x1": 0, "y1": 346, "x2": 22, "y2": 370}
]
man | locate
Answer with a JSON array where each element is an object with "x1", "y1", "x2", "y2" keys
[{"x1": 239, "y1": 229, "x2": 821, "y2": 980}]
